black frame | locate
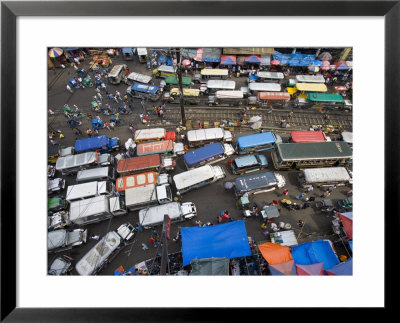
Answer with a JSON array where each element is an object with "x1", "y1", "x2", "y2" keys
[{"x1": 1, "y1": 0, "x2": 397, "y2": 320}]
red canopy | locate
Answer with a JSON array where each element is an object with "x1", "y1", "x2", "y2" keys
[
  {"x1": 296, "y1": 262, "x2": 324, "y2": 275},
  {"x1": 290, "y1": 130, "x2": 326, "y2": 143}
]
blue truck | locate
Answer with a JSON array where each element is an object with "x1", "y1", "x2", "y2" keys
[{"x1": 75, "y1": 135, "x2": 121, "y2": 154}]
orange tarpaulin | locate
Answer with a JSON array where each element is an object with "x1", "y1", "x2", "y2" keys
[{"x1": 258, "y1": 242, "x2": 293, "y2": 265}]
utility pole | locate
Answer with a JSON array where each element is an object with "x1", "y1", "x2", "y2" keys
[
  {"x1": 160, "y1": 214, "x2": 171, "y2": 275},
  {"x1": 176, "y1": 48, "x2": 186, "y2": 126}
]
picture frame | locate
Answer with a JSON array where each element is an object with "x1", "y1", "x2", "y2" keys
[{"x1": 1, "y1": 0, "x2": 396, "y2": 320}]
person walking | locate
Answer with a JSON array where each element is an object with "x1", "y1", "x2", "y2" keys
[
  {"x1": 66, "y1": 84, "x2": 73, "y2": 93},
  {"x1": 97, "y1": 92, "x2": 103, "y2": 101},
  {"x1": 306, "y1": 185, "x2": 314, "y2": 194},
  {"x1": 86, "y1": 128, "x2": 92, "y2": 137},
  {"x1": 159, "y1": 108, "x2": 164, "y2": 119},
  {"x1": 156, "y1": 107, "x2": 160, "y2": 117},
  {"x1": 198, "y1": 123, "x2": 202, "y2": 129},
  {"x1": 282, "y1": 189, "x2": 288, "y2": 196},
  {"x1": 297, "y1": 192, "x2": 304, "y2": 200}
]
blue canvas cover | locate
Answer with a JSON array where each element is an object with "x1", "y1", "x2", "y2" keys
[
  {"x1": 291, "y1": 239, "x2": 340, "y2": 270},
  {"x1": 273, "y1": 51, "x2": 316, "y2": 66},
  {"x1": 237, "y1": 132, "x2": 276, "y2": 149},
  {"x1": 122, "y1": 48, "x2": 133, "y2": 54},
  {"x1": 75, "y1": 135, "x2": 108, "y2": 153},
  {"x1": 220, "y1": 55, "x2": 236, "y2": 65},
  {"x1": 184, "y1": 143, "x2": 224, "y2": 167},
  {"x1": 181, "y1": 220, "x2": 251, "y2": 266},
  {"x1": 131, "y1": 83, "x2": 159, "y2": 94}
]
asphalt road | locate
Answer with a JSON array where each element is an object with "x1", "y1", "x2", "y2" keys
[{"x1": 48, "y1": 52, "x2": 352, "y2": 275}]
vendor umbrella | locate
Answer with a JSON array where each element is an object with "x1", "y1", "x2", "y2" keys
[
  {"x1": 271, "y1": 59, "x2": 280, "y2": 65},
  {"x1": 318, "y1": 51, "x2": 332, "y2": 61},
  {"x1": 245, "y1": 55, "x2": 261, "y2": 64},
  {"x1": 48, "y1": 48, "x2": 63, "y2": 58},
  {"x1": 269, "y1": 260, "x2": 296, "y2": 275},
  {"x1": 308, "y1": 65, "x2": 320, "y2": 73},
  {"x1": 224, "y1": 181, "x2": 234, "y2": 190},
  {"x1": 181, "y1": 59, "x2": 191, "y2": 66},
  {"x1": 248, "y1": 115, "x2": 262, "y2": 129},
  {"x1": 320, "y1": 60, "x2": 330, "y2": 71}
]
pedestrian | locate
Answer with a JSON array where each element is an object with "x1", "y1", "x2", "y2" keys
[
  {"x1": 306, "y1": 185, "x2": 314, "y2": 193},
  {"x1": 115, "y1": 90, "x2": 121, "y2": 100},
  {"x1": 161, "y1": 103, "x2": 166, "y2": 110},
  {"x1": 93, "y1": 129, "x2": 99, "y2": 136},
  {"x1": 97, "y1": 92, "x2": 103, "y2": 101},
  {"x1": 156, "y1": 107, "x2": 160, "y2": 117},
  {"x1": 48, "y1": 108, "x2": 55, "y2": 115},
  {"x1": 297, "y1": 192, "x2": 304, "y2": 200},
  {"x1": 73, "y1": 57, "x2": 80, "y2": 66},
  {"x1": 105, "y1": 121, "x2": 111, "y2": 131},
  {"x1": 321, "y1": 190, "x2": 331, "y2": 198},
  {"x1": 298, "y1": 220, "x2": 305, "y2": 228},
  {"x1": 66, "y1": 84, "x2": 73, "y2": 93},
  {"x1": 101, "y1": 82, "x2": 107, "y2": 91},
  {"x1": 125, "y1": 68, "x2": 130, "y2": 75},
  {"x1": 180, "y1": 133, "x2": 185, "y2": 143},
  {"x1": 90, "y1": 235, "x2": 100, "y2": 240},
  {"x1": 328, "y1": 185, "x2": 336, "y2": 192},
  {"x1": 59, "y1": 133, "x2": 64, "y2": 139},
  {"x1": 141, "y1": 243, "x2": 149, "y2": 250},
  {"x1": 86, "y1": 128, "x2": 92, "y2": 137},
  {"x1": 159, "y1": 109, "x2": 164, "y2": 119},
  {"x1": 198, "y1": 123, "x2": 202, "y2": 129},
  {"x1": 150, "y1": 237, "x2": 155, "y2": 246},
  {"x1": 268, "y1": 106, "x2": 273, "y2": 113},
  {"x1": 282, "y1": 189, "x2": 288, "y2": 196}
]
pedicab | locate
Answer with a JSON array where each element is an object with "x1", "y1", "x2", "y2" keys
[
  {"x1": 82, "y1": 77, "x2": 93, "y2": 87},
  {"x1": 118, "y1": 105, "x2": 132, "y2": 115},
  {"x1": 110, "y1": 115, "x2": 122, "y2": 125},
  {"x1": 76, "y1": 68, "x2": 87, "y2": 77},
  {"x1": 69, "y1": 78, "x2": 79, "y2": 88},
  {"x1": 337, "y1": 197, "x2": 352, "y2": 210},
  {"x1": 280, "y1": 199, "x2": 299, "y2": 210},
  {"x1": 67, "y1": 117, "x2": 82, "y2": 128},
  {"x1": 315, "y1": 199, "x2": 335, "y2": 212},
  {"x1": 92, "y1": 118, "x2": 104, "y2": 130},
  {"x1": 91, "y1": 100, "x2": 101, "y2": 112},
  {"x1": 102, "y1": 105, "x2": 114, "y2": 116},
  {"x1": 62, "y1": 104, "x2": 72, "y2": 116}
]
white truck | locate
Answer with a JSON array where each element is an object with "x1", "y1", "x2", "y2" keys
[
  {"x1": 68, "y1": 195, "x2": 127, "y2": 226},
  {"x1": 125, "y1": 183, "x2": 173, "y2": 211},
  {"x1": 75, "y1": 223, "x2": 135, "y2": 276},
  {"x1": 65, "y1": 181, "x2": 114, "y2": 203},
  {"x1": 48, "y1": 178, "x2": 66, "y2": 195},
  {"x1": 138, "y1": 202, "x2": 197, "y2": 229},
  {"x1": 47, "y1": 228, "x2": 88, "y2": 253},
  {"x1": 298, "y1": 167, "x2": 353, "y2": 188}
]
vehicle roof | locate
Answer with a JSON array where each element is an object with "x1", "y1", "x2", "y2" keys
[
  {"x1": 75, "y1": 135, "x2": 109, "y2": 153},
  {"x1": 295, "y1": 74, "x2": 325, "y2": 83},
  {"x1": 255, "y1": 71, "x2": 284, "y2": 79},
  {"x1": 184, "y1": 143, "x2": 225, "y2": 167},
  {"x1": 215, "y1": 90, "x2": 243, "y2": 99},
  {"x1": 55, "y1": 152, "x2": 97, "y2": 170},
  {"x1": 136, "y1": 48, "x2": 148, "y2": 56},
  {"x1": 69, "y1": 195, "x2": 109, "y2": 221},
  {"x1": 248, "y1": 83, "x2": 281, "y2": 92},
  {"x1": 131, "y1": 83, "x2": 159, "y2": 94},
  {"x1": 136, "y1": 140, "x2": 174, "y2": 156},
  {"x1": 157, "y1": 65, "x2": 176, "y2": 73},
  {"x1": 108, "y1": 65, "x2": 125, "y2": 77},
  {"x1": 170, "y1": 88, "x2": 200, "y2": 97},
  {"x1": 341, "y1": 132, "x2": 353, "y2": 143},
  {"x1": 116, "y1": 172, "x2": 157, "y2": 192},
  {"x1": 295, "y1": 83, "x2": 327, "y2": 92},
  {"x1": 127, "y1": 72, "x2": 152, "y2": 84},
  {"x1": 276, "y1": 142, "x2": 353, "y2": 160},
  {"x1": 303, "y1": 167, "x2": 351, "y2": 182},
  {"x1": 134, "y1": 128, "x2": 166, "y2": 141},
  {"x1": 165, "y1": 76, "x2": 192, "y2": 85},
  {"x1": 48, "y1": 229, "x2": 67, "y2": 249},
  {"x1": 66, "y1": 181, "x2": 98, "y2": 200},
  {"x1": 139, "y1": 202, "x2": 181, "y2": 226},
  {"x1": 117, "y1": 154, "x2": 162, "y2": 173},
  {"x1": 187, "y1": 128, "x2": 224, "y2": 142},
  {"x1": 200, "y1": 69, "x2": 229, "y2": 76},
  {"x1": 125, "y1": 184, "x2": 157, "y2": 204},
  {"x1": 234, "y1": 171, "x2": 277, "y2": 192},
  {"x1": 290, "y1": 131, "x2": 326, "y2": 143},
  {"x1": 173, "y1": 165, "x2": 216, "y2": 190},
  {"x1": 237, "y1": 132, "x2": 276, "y2": 148},
  {"x1": 234, "y1": 155, "x2": 259, "y2": 168},
  {"x1": 76, "y1": 166, "x2": 109, "y2": 179},
  {"x1": 307, "y1": 93, "x2": 343, "y2": 102},
  {"x1": 258, "y1": 91, "x2": 291, "y2": 101},
  {"x1": 206, "y1": 80, "x2": 236, "y2": 89}
]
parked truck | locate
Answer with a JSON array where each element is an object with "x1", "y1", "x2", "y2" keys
[
  {"x1": 138, "y1": 202, "x2": 197, "y2": 229},
  {"x1": 125, "y1": 183, "x2": 173, "y2": 211},
  {"x1": 66, "y1": 181, "x2": 114, "y2": 203},
  {"x1": 75, "y1": 135, "x2": 120, "y2": 154},
  {"x1": 75, "y1": 223, "x2": 135, "y2": 275},
  {"x1": 55, "y1": 151, "x2": 99, "y2": 175},
  {"x1": 298, "y1": 167, "x2": 353, "y2": 188},
  {"x1": 68, "y1": 195, "x2": 127, "y2": 226}
]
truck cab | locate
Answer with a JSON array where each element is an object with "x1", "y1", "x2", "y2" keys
[
  {"x1": 181, "y1": 202, "x2": 197, "y2": 219},
  {"x1": 48, "y1": 228, "x2": 87, "y2": 253},
  {"x1": 116, "y1": 223, "x2": 136, "y2": 241},
  {"x1": 156, "y1": 184, "x2": 173, "y2": 204}
]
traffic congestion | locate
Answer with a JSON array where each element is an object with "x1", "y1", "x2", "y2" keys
[{"x1": 48, "y1": 47, "x2": 353, "y2": 276}]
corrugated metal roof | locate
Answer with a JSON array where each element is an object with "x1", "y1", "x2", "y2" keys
[{"x1": 223, "y1": 48, "x2": 275, "y2": 55}]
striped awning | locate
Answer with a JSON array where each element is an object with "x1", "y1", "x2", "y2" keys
[{"x1": 223, "y1": 48, "x2": 275, "y2": 55}]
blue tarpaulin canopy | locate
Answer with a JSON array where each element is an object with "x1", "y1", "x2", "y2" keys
[
  {"x1": 122, "y1": 48, "x2": 133, "y2": 54},
  {"x1": 273, "y1": 51, "x2": 316, "y2": 67},
  {"x1": 291, "y1": 239, "x2": 340, "y2": 270},
  {"x1": 75, "y1": 135, "x2": 108, "y2": 153},
  {"x1": 181, "y1": 220, "x2": 251, "y2": 266},
  {"x1": 325, "y1": 258, "x2": 353, "y2": 275}
]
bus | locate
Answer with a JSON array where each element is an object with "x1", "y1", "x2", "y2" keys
[
  {"x1": 187, "y1": 128, "x2": 232, "y2": 148},
  {"x1": 208, "y1": 90, "x2": 246, "y2": 107},
  {"x1": 136, "y1": 48, "x2": 148, "y2": 63},
  {"x1": 134, "y1": 128, "x2": 166, "y2": 142},
  {"x1": 236, "y1": 132, "x2": 282, "y2": 155},
  {"x1": 233, "y1": 171, "x2": 286, "y2": 197},
  {"x1": 340, "y1": 132, "x2": 353, "y2": 148},
  {"x1": 117, "y1": 154, "x2": 167, "y2": 175},
  {"x1": 200, "y1": 80, "x2": 236, "y2": 94},
  {"x1": 257, "y1": 91, "x2": 291, "y2": 107},
  {"x1": 291, "y1": 83, "x2": 327, "y2": 98},
  {"x1": 306, "y1": 93, "x2": 350, "y2": 110},
  {"x1": 271, "y1": 142, "x2": 353, "y2": 170},
  {"x1": 115, "y1": 171, "x2": 158, "y2": 193},
  {"x1": 248, "y1": 82, "x2": 281, "y2": 94},
  {"x1": 164, "y1": 76, "x2": 192, "y2": 87},
  {"x1": 55, "y1": 151, "x2": 99, "y2": 175},
  {"x1": 249, "y1": 71, "x2": 284, "y2": 83},
  {"x1": 126, "y1": 82, "x2": 162, "y2": 102},
  {"x1": 289, "y1": 131, "x2": 327, "y2": 143},
  {"x1": 183, "y1": 142, "x2": 229, "y2": 170},
  {"x1": 295, "y1": 75, "x2": 325, "y2": 83},
  {"x1": 173, "y1": 165, "x2": 226, "y2": 195},
  {"x1": 195, "y1": 69, "x2": 229, "y2": 82},
  {"x1": 298, "y1": 167, "x2": 352, "y2": 188},
  {"x1": 230, "y1": 154, "x2": 268, "y2": 175},
  {"x1": 163, "y1": 88, "x2": 200, "y2": 105}
]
